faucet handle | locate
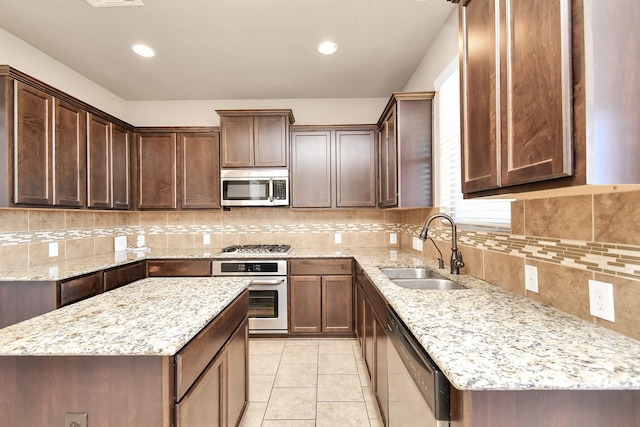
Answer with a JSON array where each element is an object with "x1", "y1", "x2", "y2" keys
[{"x1": 453, "y1": 250, "x2": 465, "y2": 268}]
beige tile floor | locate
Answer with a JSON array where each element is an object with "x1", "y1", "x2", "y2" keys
[{"x1": 239, "y1": 338, "x2": 384, "y2": 427}]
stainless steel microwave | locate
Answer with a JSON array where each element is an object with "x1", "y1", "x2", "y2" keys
[{"x1": 220, "y1": 169, "x2": 289, "y2": 207}]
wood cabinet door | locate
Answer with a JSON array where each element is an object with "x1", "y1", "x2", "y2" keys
[
  {"x1": 179, "y1": 132, "x2": 220, "y2": 209},
  {"x1": 336, "y1": 130, "x2": 376, "y2": 208},
  {"x1": 59, "y1": 271, "x2": 103, "y2": 307},
  {"x1": 289, "y1": 275, "x2": 322, "y2": 333},
  {"x1": 226, "y1": 319, "x2": 248, "y2": 427},
  {"x1": 499, "y1": 0, "x2": 573, "y2": 186},
  {"x1": 254, "y1": 115, "x2": 287, "y2": 167},
  {"x1": 374, "y1": 314, "x2": 389, "y2": 426},
  {"x1": 460, "y1": 0, "x2": 500, "y2": 193},
  {"x1": 378, "y1": 107, "x2": 397, "y2": 207},
  {"x1": 220, "y1": 116, "x2": 253, "y2": 168},
  {"x1": 321, "y1": 275, "x2": 353, "y2": 334},
  {"x1": 87, "y1": 114, "x2": 111, "y2": 208},
  {"x1": 111, "y1": 124, "x2": 131, "y2": 209},
  {"x1": 175, "y1": 351, "x2": 225, "y2": 427},
  {"x1": 137, "y1": 132, "x2": 177, "y2": 209},
  {"x1": 290, "y1": 130, "x2": 332, "y2": 208},
  {"x1": 54, "y1": 99, "x2": 86, "y2": 207},
  {"x1": 13, "y1": 81, "x2": 53, "y2": 205}
]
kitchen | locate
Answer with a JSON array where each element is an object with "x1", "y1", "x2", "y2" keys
[{"x1": 1, "y1": 0, "x2": 640, "y2": 426}]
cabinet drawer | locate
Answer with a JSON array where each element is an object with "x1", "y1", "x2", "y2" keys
[
  {"x1": 103, "y1": 261, "x2": 146, "y2": 292},
  {"x1": 59, "y1": 272, "x2": 103, "y2": 307},
  {"x1": 175, "y1": 291, "x2": 248, "y2": 401},
  {"x1": 147, "y1": 260, "x2": 211, "y2": 277},
  {"x1": 289, "y1": 258, "x2": 353, "y2": 276}
]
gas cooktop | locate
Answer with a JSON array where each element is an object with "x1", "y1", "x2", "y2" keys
[{"x1": 220, "y1": 244, "x2": 291, "y2": 255}]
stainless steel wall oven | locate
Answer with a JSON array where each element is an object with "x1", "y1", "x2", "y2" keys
[{"x1": 213, "y1": 258, "x2": 288, "y2": 334}]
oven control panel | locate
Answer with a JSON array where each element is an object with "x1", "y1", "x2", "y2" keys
[{"x1": 212, "y1": 260, "x2": 287, "y2": 276}]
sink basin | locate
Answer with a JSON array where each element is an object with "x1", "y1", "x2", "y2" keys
[
  {"x1": 391, "y1": 278, "x2": 467, "y2": 290},
  {"x1": 379, "y1": 267, "x2": 467, "y2": 290},
  {"x1": 380, "y1": 267, "x2": 446, "y2": 280}
]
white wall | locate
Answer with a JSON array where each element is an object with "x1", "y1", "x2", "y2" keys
[
  {"x1": 127, "y1": 98, "x2": 387, "y2": 127},
  {"x1": 403, "y1": 10, "x2": 459, "y2": 92},
  {"x1": 0, "y1": 28, "x2": 128, "y2": 120}
]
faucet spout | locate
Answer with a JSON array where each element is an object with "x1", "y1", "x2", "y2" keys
[{"x1": 419, "y1": 213, "x2": 465, "y2": 274}]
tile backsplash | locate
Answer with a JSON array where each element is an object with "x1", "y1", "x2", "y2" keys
[{"x1": 0, "y1": 189, "x2": 638, "y2": 340}]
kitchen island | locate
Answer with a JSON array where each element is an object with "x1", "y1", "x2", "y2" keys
[{"x1": 0, "y1": 276, "x2": 250, "y2": 427}]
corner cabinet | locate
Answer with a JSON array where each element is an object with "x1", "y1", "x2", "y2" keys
[
  {"x1": 289, "y1": 258, "x2": 354, "y2": 335},
  {"x1": 290, "y1": 126, "x2": 377, "y2": 208},
  {"x1": 136, "y1": 129, "x2": 220, "y2": 210},
  {"x1": 377, "y1": 92, "x2": 434, "y2": 208},
  {"x1": 216, "y1": 109, "x2": 294, "y2": 168},
  {"x1": 457, "y1": 0, "x2": 640, "y2": 197}
]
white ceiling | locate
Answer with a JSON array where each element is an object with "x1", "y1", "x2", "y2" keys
[{"x1": 0, "y1": 0, "x2": 455, "y2": 101}]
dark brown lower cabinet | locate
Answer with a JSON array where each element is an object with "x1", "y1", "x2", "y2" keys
[
  {"x1": 147, "y1": 259, "x2": 212, "y2": 277},
  {"x1": 289, "y1": 258, "x2": 354, "y2": 335},
  {"x1": 0, "y1": 291, "x2": 249, "y2": 427}
]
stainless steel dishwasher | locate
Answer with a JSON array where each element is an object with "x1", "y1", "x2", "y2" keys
[{"x1": 386, "y1": 307, "x2": 451, "y2": 427}]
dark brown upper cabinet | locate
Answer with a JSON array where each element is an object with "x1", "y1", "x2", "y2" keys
[
  {"x1": 377, "y1": 92, "x2": 434, "y2": 208},
  {"x1": 290, "y1": 126, "x2": 377, "y2": 209},
  {"x1": 216, "y1": 109, "x2": 294, "y2": 168},
  {"x1": 12, "y1": 81, "x2": 87, "y2": 207},
  {"x1": 458, "y1": 0, "x2": 640, "y2": 197},
  {"x1": 136, "y1": 129, "x2": 220, "y2": 210},
  {"x1": 179, "y1": 132, "x2": 220, "y2": 209},
  {"x1": 87, "y1": 114, "x2": 131, "y2": 210}
]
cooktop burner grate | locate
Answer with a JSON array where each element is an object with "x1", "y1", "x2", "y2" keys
[{"x1": 221, "y1": 244, "x2": 291, "y2": 254}]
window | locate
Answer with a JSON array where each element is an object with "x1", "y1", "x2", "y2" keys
[{"x1": 434, "y1": 61, "x2": 512, "y2": 231}]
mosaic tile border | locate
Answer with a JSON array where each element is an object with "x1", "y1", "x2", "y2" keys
[
  {"x1": 1, "y1": 223, "x2": 639, "y2": 281},
  {"x1": 405, "y1": 225, "x2": 640, "y2": 282}
]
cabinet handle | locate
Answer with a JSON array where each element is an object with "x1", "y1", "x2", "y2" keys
[{"x1": 249, "y1": 279, "x2": 285, "y2": 286}]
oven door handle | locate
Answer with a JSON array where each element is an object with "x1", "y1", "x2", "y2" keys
[{"x1": 249, "y1": 279, "x2": 285, "y2": 286}]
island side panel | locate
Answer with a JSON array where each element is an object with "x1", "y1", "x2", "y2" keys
[
  {"x1": 0, "y1": 355, "x2": 173, "y2": 427},
  {"x1": 452, "y1": 389, "x2": 640, "y2": 427},
  {"x1": 0, "y1": 281, "x2": 58, "y2": 328}
]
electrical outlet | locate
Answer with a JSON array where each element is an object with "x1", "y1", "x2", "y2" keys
[
  {"x1": 525, "y1": 265, "x2": 539, "y2": 293},
  {"x1": 49, "y1": 242, "x2": 58, "y2": 257},
  {"x1": 589, "y1": 280, "x2": 615, "y2": 322},
  {"x1": 203, "y1": 233, "x2": 211, "y2": 245},
  {"x1": 389, "y1": 233, "x2": 398, "y2": 244},
  {"x1": 65, "y1": 413, "x2": 87, "y2": 427},
  {"x1": 136, "y1": 234, "x2": 145, "y2": 248},
  {"x1": 334, "y1": 233, "x2": 342, "y2": 244},
  {"x1": 412, "y1": 237, "x2": 423, "y2": 251}
]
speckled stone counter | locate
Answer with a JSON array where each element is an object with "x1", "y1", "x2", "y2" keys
[
  {"x1": 1, "y1": 246, "x2": 639, "y2": 392},
  {"x1": 0, "y1": 277, "x2": 249, "y2": 356}
]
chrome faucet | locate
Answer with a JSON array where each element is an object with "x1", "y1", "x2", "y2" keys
[{"x1": 419, "y1": 213, "x2": 465, "y2": 274}]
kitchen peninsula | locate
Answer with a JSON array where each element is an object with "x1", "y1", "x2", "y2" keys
[{"x1": 0, "y1": 276, "x2": 250, "y2": 427}]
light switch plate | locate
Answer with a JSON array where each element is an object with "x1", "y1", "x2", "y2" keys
[
  {"x1": 114, "y1": 235, "x2": 127, "y2": 252},
  {"x1": 389, "y1": 233, "x2": 398, "y2": 244},
  {"x1": 525, "y1": 265, "x2": 539, "y2": 293},
  {"x1": 412, "y1": 237, "x2": 423, "y2": 251},
  {"x1": 589, "y1": 280, "x2": 615, "y2": 322},
  {"x1": 203, "y1": 233, "x2": 211, "y2": 245},
  {"x1": 49, "y1": 242, "x2": 58, "y2": 257}
]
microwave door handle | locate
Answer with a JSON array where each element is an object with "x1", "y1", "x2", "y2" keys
[{"x1": 269, "y1": 178, "x2": 274, "y2": 203}]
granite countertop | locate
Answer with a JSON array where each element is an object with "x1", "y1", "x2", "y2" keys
[
  {"x1": 0, "y1": 277, "x2": 249, "y2": 356},
  {"x1": 1, "y1": 247, "x2": 639, "y2": 391}
]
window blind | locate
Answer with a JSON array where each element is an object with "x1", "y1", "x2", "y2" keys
[{"x1": 434, "y1": 66, "x2": 512, "y2": 231}]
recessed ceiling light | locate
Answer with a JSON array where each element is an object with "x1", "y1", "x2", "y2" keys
[
  {"x1": 317, "y1": 41, "x2": 338, "y2": 55},
  {"x1": 132, "y1": 44, "x2": 155, "y2": 58}
]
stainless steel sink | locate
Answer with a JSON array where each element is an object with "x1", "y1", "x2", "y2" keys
[
  {"x1": 380, "y1": 267, "x2": 467, "y2": 290},
  {"x1": 380, "y1": 267, "x2": 446, "y2": 279},
  {"x1": 391, "y1": 278, "x2": 467, "y2": 290}
]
